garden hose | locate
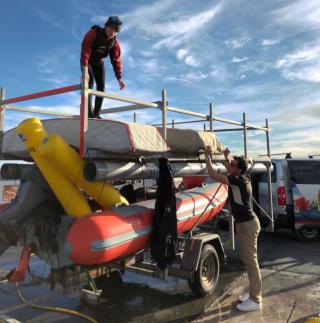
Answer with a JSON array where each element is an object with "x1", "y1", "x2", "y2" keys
[{"x1": 16, "y1": 284, "x2": 98, "y2": 323}]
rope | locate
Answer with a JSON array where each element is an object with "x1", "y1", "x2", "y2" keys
[
  {"x1": 16, "y1": 283, "x2": 98, "y2": 323},
  {"x1": 187, "y1": 183, "x2": 223, "y2": 238},
  {"x1": 252, "y1": 196, "x2": 274, "y2": 223}
]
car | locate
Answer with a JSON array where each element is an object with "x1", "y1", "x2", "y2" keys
[{"x1": 256, "y1": 157, "x2": 320, "y2": 242}]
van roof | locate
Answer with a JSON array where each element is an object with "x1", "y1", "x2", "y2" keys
[{"x1": 272, "y1": 158, "x2": 320, "y2": 161}]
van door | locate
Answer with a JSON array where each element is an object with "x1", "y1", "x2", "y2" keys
[
  {"x1": 287, "y1": 159, "x2": 320, "y2": 241},
  {"x1": 258, "y1": 161, "x2": 286, "y2": 223}
]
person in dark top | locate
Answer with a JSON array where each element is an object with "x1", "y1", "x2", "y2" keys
[
  {"x1": 80, "y1": 16, "x2": 126, "y2": 118},
  {"x1": 205, "y1": 146, "x2": 262, "y2": 312}
]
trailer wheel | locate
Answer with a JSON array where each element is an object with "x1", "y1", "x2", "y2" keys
[
  {"x1": 295, "y1": 227, "x2": 320, "y2": 242},
  {"x1": 188, "y1": 244, "x2": 219, "y2": 297}
]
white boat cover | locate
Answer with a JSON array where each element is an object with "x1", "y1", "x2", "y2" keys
[
  {"x1": 165, "y1": 128, "x2": 224, "y2": 154},
  {"x1": 1, "y1": 118, "x2": 223, "y2": 159}
]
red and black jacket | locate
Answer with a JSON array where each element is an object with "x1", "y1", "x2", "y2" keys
[{"x1": 81, "y1": 26, "x2": 122, "y2": 79}]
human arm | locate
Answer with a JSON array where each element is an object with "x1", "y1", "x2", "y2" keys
[
  {"x1": 205, "y1": 146, "x2": 230, "y2": 185},
  {"x1": 117, "y1": 78, "x2": 126, "y2": 90},
  {"x1": 110, "y1": 39, "x2": 125, "y2": 90},
  {"x1": 80, "y1": 29, "x2": 96, "y2": 66},
  {"x1": 222, "y1": 147, "x2": 232, "y2": 167}
]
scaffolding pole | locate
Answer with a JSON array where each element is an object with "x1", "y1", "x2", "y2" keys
[
  {"x1": 243, "y1": 112, "x2": 248, "y2": 158},
  {"x1": 161, "y1": 89, "x2": 167, "y2": 140},
  {"x1": 265, "y1": 118, "x2": 274, "y2": 232},
  {"x1": 0, "y1": 87, "x2": 5, "y2": 132}
]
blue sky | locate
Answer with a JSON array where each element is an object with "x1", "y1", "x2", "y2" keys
[{"x1": 0, "y1": 0, "x2": 319, "y2": 157}]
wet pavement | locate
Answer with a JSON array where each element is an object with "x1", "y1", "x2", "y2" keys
[
  {"x1": 0, "y1": 229, "x2": 319, "y2": 322},
  {"x1": 190, "y1": 230, "x2": 320, "y2": 323}
]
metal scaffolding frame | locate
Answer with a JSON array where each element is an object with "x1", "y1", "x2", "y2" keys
[{"x1": 0, "y1": 66, "x2": 274, "y2": 241}]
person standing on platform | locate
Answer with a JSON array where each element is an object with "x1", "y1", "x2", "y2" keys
[{"x1": 80, "y1": 16, "x2": 126, "y2": 118}]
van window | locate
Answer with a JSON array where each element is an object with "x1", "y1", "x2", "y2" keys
[
  {"x1": 288, "y1": 160, "x2": 320, "y2": 184},
  {"x1": 260, "y1": 163, "x2": 277, "y2": 183}
]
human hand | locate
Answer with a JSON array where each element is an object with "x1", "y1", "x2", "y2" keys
[
  {"x1": 118, "y1": 79, "x2": 126, "y2": 90},
  {"x1": 205, "y1": 146, "x2": 212, "y2": 158},
  {"x1": 80, "y1": 67, "x2": 90, "y2": 83},
  {"x1": 224, "y1": 148, "x2": 230, "y2": 160}
]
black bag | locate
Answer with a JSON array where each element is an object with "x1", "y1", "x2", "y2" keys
[{"x1": 151, "y1": 158, "x2": 178, "y2": 269}]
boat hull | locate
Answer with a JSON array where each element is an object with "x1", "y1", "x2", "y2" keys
[{"x1": 65, "y1": 182, "x2": 228, "y2": 265}]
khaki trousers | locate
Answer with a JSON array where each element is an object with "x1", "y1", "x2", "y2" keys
[{"x1": 236, "y1": 217, "x2": 262, "y2": 303}]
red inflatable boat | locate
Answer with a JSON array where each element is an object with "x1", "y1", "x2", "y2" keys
[{"x1": 65, "y1": 182, "x2": 228, "y2": 265}]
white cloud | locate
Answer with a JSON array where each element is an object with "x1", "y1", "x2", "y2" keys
[
  {"x1": 121, "y1": 0, "x2": 179, "y2": 30},
  {"x1": 164, "y1": 71, "x2": 208, "y2": 84},
  {"x1": 122, "y1": 2, "x2": 223, "y2": 50},
  {"x1": 140, "y1": 59, "x2": 161, "y2": 73},
  {"x1": 140, "y1": 51, "x2": 157, "y2": 58},
  {"x1": 231, "y1": 56, "x2": 249, "y2": 63},
  {"x1": 210, "y1": 70, "x2": 219, "y2": 77},
  {"x1": 276, "y1": 44, "x2": 320, "y2": 82},
  {"x1": 281, "y1": 64, "x2": 320, "y2": 83},
  {"x1": 152, "y1": 36, "x2": 185, "y2": 50},
  {"x1": 119, "y1": 41, "x2": 130, "y2": 59},
  {"x1": 270, "y1": 127, "x2": 320, "y2": 156},
  {"x1": 276, "y1": 45, "x2": 320, "y2": 68},
  {"x1": 272, "y1": 101, "x2": 320, "y2": 126},
  {"x1": 262, "y1": 39, "x2": 280, "y2": 46},
  {"x1": 273, "y1": 0, "x2": 320, "y2": 31},
  {"x1": 238, "y1": 60, "x2": 271, "y2": 74},
  {"x1": 176, "y1": 49, "x2": 188, "y2": 60},
  {"x1": 175, "y1": 49, "x2": 199, "y2": 67},
  {"x1": 224, "y1": 38, "x2": 250, "y2": 49},
  {"x1": 185, "y1": 56, "x2": 199, "y2": 67},
  {"x1": 147, "y1": 6, "x2": 222, "y2": 38}
]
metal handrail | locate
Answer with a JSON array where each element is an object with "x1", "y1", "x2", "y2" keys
[
  {"x1": 0, "y1": 84, "x2": 80, "y2": 105},
  {"x1": 0, "y1": 66, "x2": 275, "y2": 241},
  {"x1": 4, "y1": 105, "x2": 75, "y2": 117}
]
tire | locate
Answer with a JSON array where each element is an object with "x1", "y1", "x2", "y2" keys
[
  {"x1": 295, "y1": 227, "x2": 320, "y2": 242},
  {"x1": 188, "y1": 244, "x2": 220, "y2": 297}
]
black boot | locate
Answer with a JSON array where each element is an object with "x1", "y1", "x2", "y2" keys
[
  {"x1": 93, "y1": 108, "x2": 102, "y2": 119},
  {"x1": 88, "y1": 108, "x2": 95, "y2": 118}
]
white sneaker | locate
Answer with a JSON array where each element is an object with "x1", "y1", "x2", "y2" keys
[
  {"x1": 238, "y1": 292, "x2": 249, "y2": 302},
  {"x1": 236, "y1": 298, "x2": 261, "y2": 312}
]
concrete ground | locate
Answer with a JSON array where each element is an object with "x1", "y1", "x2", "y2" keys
[
  {"x1": 192, "y1": 268, "x2": 320, "y2": 323},
  {"x1": 132, "y1": 229, "x2": 320, "y2": 323},
  {"x1": 0, "y1": 229, "x2": 319, "y2": 322},
  {"x1": 189, "y1": 229, "x2": 320, "y2": 323}
]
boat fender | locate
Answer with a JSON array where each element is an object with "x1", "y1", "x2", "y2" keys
[{"x1": 151, "y1": 158, "x2": 177, "y2": 270}]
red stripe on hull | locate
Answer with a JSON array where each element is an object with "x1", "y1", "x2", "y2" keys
[{"x1": 66, "y1": 183, "x2": 227, "y2": 265}]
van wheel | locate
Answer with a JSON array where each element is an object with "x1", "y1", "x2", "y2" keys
[
  {"x1": 295, "y1": 227, "x2": 320, "y2": 242},
  {"x1": 188, "y1": 244, "x2": 219, "y2": 297}
]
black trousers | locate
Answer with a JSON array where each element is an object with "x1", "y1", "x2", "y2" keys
[{"x1": 88, "y1": 61, "x2": 105, "y2": 115}]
